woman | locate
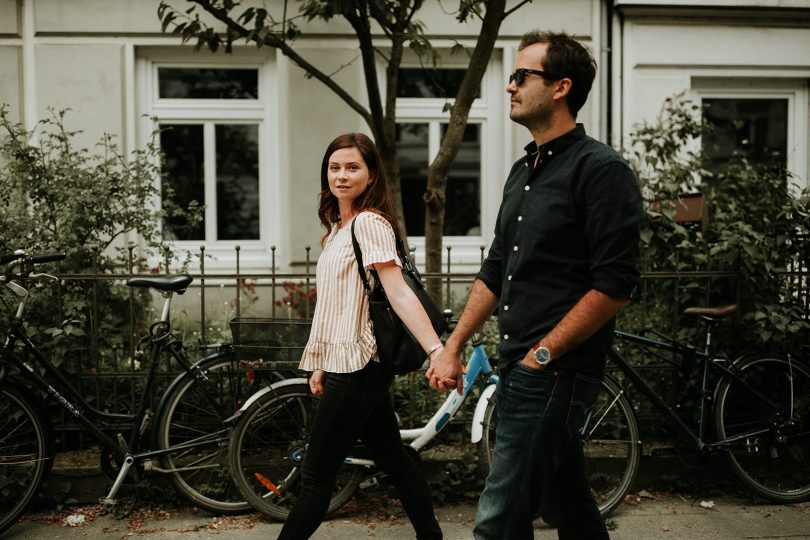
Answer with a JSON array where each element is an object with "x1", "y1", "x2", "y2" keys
[{"x1": 277, "y1": 133, "x2": 444, "y2": 540}]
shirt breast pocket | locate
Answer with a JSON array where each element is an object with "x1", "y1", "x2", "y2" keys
[{"x1": 524, "y1": 186, "x2": 577, "y2": 240}]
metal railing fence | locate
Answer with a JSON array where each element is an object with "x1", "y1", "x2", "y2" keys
[{"x1": 3, "y1": 243, "x2": 807, "y2": 452}]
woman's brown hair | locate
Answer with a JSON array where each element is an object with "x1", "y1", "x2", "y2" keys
[{"x1": 317, "y1": 133, "x2": 401, "y2": 245}]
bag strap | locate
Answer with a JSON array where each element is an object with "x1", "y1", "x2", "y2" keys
[
  {"x1": 350, "y1": 218, "x2": 373, "y2": 294},
  {"x1": 350, "y1": 215, "x2": 413, "y2": 294}
]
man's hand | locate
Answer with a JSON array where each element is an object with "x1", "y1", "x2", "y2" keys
[
  {"x1": 427, "y1": 347, "x2": 465, "y2": 395},
  {"x1": 309, "y1": 369, "x2": 325, "y2": 396}
]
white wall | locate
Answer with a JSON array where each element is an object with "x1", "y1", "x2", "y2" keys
[{"x1": 616, "y1": 6, "x2": 810, "y2": 187}]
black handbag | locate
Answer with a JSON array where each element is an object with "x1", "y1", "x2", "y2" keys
[{"x1": 350, "y1": 218, "x2": 447, "y2": 375}]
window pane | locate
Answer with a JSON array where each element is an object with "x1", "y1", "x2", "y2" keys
[
  {"x1": 397, "y1": 68, "x2": 476, "y2": 99},
  {"x1": 397, "y1": 123, "x2": 429, "y2": 236},
  {"x1": 216, "y1": 124, "x2": 260, "y2": 240},
  {"x1": 441, "y1": 123, "x2": 481, "y2": 236},
  {"x1": 158, "y1": 68, "x2": 258, "y2": 99},
  {"x1": 160, "y1": 124, "x2": 205, "y2": 241},
  {"x1": 396, "y1": 123, "x2": 482, "y2": 237},
  {"x1": 702, "y1": 98, "x2": 788, "y2": 172}
]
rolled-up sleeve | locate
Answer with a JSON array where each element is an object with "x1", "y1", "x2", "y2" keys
[
  {"x1": 581, "y1": 160, "x2": 642, "y2": 298},
  {"x1": 477, "y1": 205, "x2": 504, "y2": 298}
]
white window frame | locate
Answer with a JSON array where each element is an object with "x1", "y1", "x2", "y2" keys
[
  {"x1": 136, "y1": 48, "x2": 281, "y2": 271},
  {"x1": 393, "y1": 56, "x2": 503, "y2": 266},
  {"x1": 691, "y1": 78, "x2": 809, "y2": 192}
]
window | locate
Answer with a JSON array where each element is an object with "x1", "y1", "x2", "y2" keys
[
  {"x1": 160, "y1": 123, "x2": 260, "y2": 241},
  {"x1": 138, "y1": 52, "x2": 279, "y2": 268},
  {"x1": 397, "y1": 122, "x2": 481, "y2": 236},
  {"x1": 693, "y1": 79, "x2": 808, "y2": 188},
  {"x1": 702, "y1": 98, "x2": 788, "y2": 173},
  {"x1": 394, "y1": 64, "x2": 499, "y2": 262}
]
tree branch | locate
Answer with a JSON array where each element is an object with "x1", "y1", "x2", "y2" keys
[{"x1": 185, "y1": 0, "x2": 374, "y2": 127}]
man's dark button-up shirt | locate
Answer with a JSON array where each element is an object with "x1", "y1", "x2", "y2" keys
[{"x1": 477, "y1": 124, "x2": 642, "y2": 376}]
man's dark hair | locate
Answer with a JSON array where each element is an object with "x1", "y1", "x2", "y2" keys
[{"x1": 519, "y1": 30, "x2": 596, "y2": 118}]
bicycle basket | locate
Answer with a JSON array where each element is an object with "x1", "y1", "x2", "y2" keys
[{"x1": 229, "y1": 317, "x2": 312, "y2": 370}]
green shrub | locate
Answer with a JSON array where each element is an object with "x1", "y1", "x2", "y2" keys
[{"x1": 0, "y1": 105, "x2": 202, "y2": 372}]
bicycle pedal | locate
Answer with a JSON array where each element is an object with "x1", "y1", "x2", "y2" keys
[{"x1": 359, "y1": 471, "x2": 388, "y2": 490}]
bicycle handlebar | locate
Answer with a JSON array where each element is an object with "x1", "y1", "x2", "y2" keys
[
  {"x1": 30, "y1": 253, "x2": 66, "y2": 264},
  {"x1": 0, "y1": 251, "x2": 25, "y2": 265},
  {"x1": 2, "y1": 251, "x2": 65, "y2": 269}
]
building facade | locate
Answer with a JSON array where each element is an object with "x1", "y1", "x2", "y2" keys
[{"x1": 1, "y1": 0, "x2": 808, "y2": 272}]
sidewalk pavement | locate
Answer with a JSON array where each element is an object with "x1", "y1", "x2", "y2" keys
[{"x1": 7, "y1": 493, "x2": 810, "y2": 539}]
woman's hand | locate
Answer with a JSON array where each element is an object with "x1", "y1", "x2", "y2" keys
[{"x1": 309, "y1": 369, "x2": 325, "y2": 396}]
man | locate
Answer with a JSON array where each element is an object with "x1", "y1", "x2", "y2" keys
[{"x1": 427, "y1": 31, "x2": 642, "y2": 539}]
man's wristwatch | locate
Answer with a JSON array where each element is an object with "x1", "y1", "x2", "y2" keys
[{"x1": 533, "y1": 345, "x2": 552, "y2": 367}]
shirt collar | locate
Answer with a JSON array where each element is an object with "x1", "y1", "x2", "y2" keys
[{"x1": 523, "y1": 123, "x2": 586, "y2": 160}]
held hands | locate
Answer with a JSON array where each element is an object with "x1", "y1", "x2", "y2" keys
[
  {"x1": 309, "y1": 369, "x2": 325, "y2": 396},
  {"x1": 426, "y1": 346, "x2": 465, "y2": 395}
]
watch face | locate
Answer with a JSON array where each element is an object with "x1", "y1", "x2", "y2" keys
[{"x1": 534, "y1": 347, "x2": 551, "y2": 365}]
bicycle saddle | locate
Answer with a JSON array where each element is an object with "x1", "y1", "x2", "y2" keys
[
  {"x1": 683, "y1": 304, "x2": 738, "y2": 319},
  {"x1": 126, "y1": 274, "x2": 193, "y2": 292}
]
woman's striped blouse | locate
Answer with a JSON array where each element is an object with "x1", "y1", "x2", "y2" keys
[{"x1": 299, "y1": 211, "x2": 401, "y2": 373}]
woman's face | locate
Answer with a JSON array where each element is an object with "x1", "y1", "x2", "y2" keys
[{"x1": 327, "y1": 146, "x2": 374, "y2": 208}]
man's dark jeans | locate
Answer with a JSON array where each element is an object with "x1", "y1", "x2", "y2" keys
[
  {"x1": 278, "y1": 360, "x2": 442, "y2": 540},
  {"x1": 473, "y1": 363, "x2": 609, "y2": 540}
]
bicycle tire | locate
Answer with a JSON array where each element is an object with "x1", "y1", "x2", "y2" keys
[
  {"x1": 476, "y1": 375, "x2": 639, "y2": 517},
  {"x1": 0, "y1": 382, "x2": 53, "y2": 534},
  {"x1": 582, "y1": 375, "x2": 640, "y2": 516},
  {"x1": 229, "y1": 382, "x2": 360, "y2": 521},
  {"x1": 154, "y1": 353, "x2": 256, "y2": 514},
  {"x1": 714, "y1": 355, "x2": 810, "y2": 502},
  {"x1": 476, "y1": 386, "x2": 497, "y2": 480}
]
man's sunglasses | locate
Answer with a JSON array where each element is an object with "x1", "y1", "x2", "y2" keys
[{"x1": 508, "y1": 68, "x2": 557, "y2": 86}]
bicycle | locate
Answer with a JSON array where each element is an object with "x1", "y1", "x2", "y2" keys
[
  {"x1": 225, "y1": 313, "x2": 501, "y2": 520},
  {"x1": 499, "y1": 303, "x2": 808, "y2": 517},
  {"x1": 0, "y1": 250, "x2": 260, "y2": 534}
]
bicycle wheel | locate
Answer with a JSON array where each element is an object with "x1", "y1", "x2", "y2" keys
[
  {"x1": 582, "y1": 375, "x2": 640, "y2": 516},
  {"x1": 476, "y1": 387, "x2": 498, "y2": 480},
  {"x1": 476, "y1": 376, "x2": 639, "y2": 517},
  {"x1": 229, "y1": 382, "x2": 360, "y2": 521},
  {"x1": 714, "y1": 355, "x2": 810, "y2": 502},
  {"x1": 154, "y1": 353, "x2": 256, "y2": 514},
  {"x1": 0, "y1": 383, "x2": 53, "y2": 534}
]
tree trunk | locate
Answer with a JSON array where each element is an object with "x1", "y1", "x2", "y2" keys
[{"x1": 423, "y1": 0, "x2": 507, "y2": 303}]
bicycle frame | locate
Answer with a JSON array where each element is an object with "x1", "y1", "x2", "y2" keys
[
  {"x1": 609, "y1": 330, "x2": 787, "y2": 453},
  {"x1": 0, "y1": 284, "x2": 204, "y2": 500},
  {"x1": 346, "y1": 341, "x2": 498, "y2": 467}
]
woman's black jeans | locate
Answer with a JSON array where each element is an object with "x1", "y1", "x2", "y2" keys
[{"x1": 277, "y1": 360, "x2": 443, "y2": 540}]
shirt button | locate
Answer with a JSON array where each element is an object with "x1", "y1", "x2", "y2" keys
[
  {"x1": 503, "y1": 334, "x2": 510, "y2": 340},
  {"x1": 504, "y1": 305, "x2": 509, "y2": 311},
  {"x1": 517, "y1": 216, "x2": 523, "y2": 222},
  {"x1": 513, "y1": 245, "x2": 518, "y2": 251},
  {"x1": 548, "y1": 150, "x2": 553, "y2": 156},
  {"x1": 524, "y1": 185, "x2": 530, "y2": 191},
  {"x1": 507, "y1": 275, "x2": 512, "y2": 280}
]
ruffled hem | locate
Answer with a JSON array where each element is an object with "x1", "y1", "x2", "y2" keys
[{"x1": 299, "y1": 323, "x2": 378, "y2": 373}]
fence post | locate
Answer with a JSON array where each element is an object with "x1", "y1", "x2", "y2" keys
[
  {"x1": 445, "y1": 246, "x2": 452, "y2": 309},
  {"x1": 235, "y1": 245, "x2": 241, "y2": 318},
  {"x1": 305, "y1": 246, "x2": 311, "y2": 318},
  {"x1": 200, "y1": 245, "x2": 206, "y2": 344},
  {"x1": 128, "y1": 245, "x2": 135, "y2": 369},
  {"x1": 271, "y1": 246, "x2": 277, "y2": 317}
]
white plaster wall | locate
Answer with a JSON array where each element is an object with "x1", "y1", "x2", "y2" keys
[
  {"x1": 0, "y1": 46, "x2": 21, "y2": 122},
  {"x1": 620, "y1": 19, "x2": 810, "y2": 185},
  {"x1": 35, "y1": 44, "x2": 124, "y2": 148}
]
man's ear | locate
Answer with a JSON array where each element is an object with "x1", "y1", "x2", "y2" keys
[{"x1": 553, "y1": 78, "x2": 573, "y2": 101}]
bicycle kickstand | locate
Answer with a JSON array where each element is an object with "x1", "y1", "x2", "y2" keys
[{"x1": 100, "y1": 454, "x2": 136, "y2": 509}]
